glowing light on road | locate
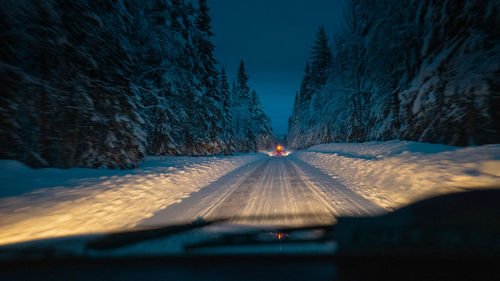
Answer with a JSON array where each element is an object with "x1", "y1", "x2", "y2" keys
[
  {"x1": 274, "y1": 233, "x2": 284, "y2": 240},
  {"x1": 276, "y1": 145, "x2": 282, "y2": 151}
]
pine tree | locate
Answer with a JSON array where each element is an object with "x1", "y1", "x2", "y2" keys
[
  {"x1": 249, "y1": 90, "x2": 259, "y2": 119},
  {"x1": 229, "y1": 60, "x2": 273, "y2": 152},
  {"x1": 220, "y1": 67, "x2": 232, "y2": 111},
  {"x1": 236, "y1": 60, "x2": 250, "y2": 98},
  {"x1": 310, "y1": 25, "x2": 332, "y2": 87},
  {"x1": 195, "y1": 0, "x2": 214, "y2": 36},
  {"x1": 299, "y1": 62, "x2": 312, "y2": 103},
  {"x1": 195, "y1": 0, "x2": 217, "y2": 87},
  {"x1": 292, "y1": 92, "x2": 299, "y2": 116},
  {"x1": 219, "y1": 67, "x2": 234, "y2": 152}
]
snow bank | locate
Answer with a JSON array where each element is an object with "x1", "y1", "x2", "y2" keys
[
  {"x1": 0, "y1": 154, "x2": 266, "y2": 245},
  {"x1": 294, "y1": 141, "x2": 500, "y2": 210}
]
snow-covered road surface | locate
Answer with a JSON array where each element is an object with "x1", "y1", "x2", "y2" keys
[
  {"x1": 0, "y1": 154, "x2": 385, "y2": 246},
  {"x1": 1, "y1": 140, "x2": 498, "y2": 246},
  {"x1": 141, "y1": 157, "x2": 384, "y2": 228}
]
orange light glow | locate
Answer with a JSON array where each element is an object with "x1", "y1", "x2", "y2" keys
[
  {"x1": 274, "y1": 233, "x2": 284, "y2": 240},
  {"x1": 276, "y1": 145, "x2": 282, "y2": 151}
]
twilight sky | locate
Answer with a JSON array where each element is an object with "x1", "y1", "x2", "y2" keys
[{"x1": 209, "y1": 0, "x2": 345, "y2": 136}]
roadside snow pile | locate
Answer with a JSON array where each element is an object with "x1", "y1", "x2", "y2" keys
[
  {"x1": 0, "y1": 154, "x2": 266, "y2": 245},
  {"x1": 294, "y1": 141, "x2": 500, "y2": 210}
]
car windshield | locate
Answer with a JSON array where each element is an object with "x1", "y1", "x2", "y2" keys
[{"x1": 0, "y1": 0, "x2": 499, "y2": 266}]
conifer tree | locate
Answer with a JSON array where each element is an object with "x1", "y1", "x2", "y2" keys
[
  {"x1": 236, "y1": 60, "x2": 250, "y2": 98},
  {"x1": 195, "y1": 0, "x2": 217, "y2": 87},
  {"x1": 299, "y1": 62, "x2": 312, "y2": 103},
  {"x1": 220, "y1": 67, "x2": 232, "y2": 110},
  {"x1": 195, "y1": 0, "x2": 213, "y2": 36},
  {"x1": 288, "y1": 0, "x2": 499, "y2": 149},
  {"x1": 0, "y1": 0, "x2": 275, "y2": 167},
  {"x1": 310, "y1": 25, "x2": 332, "y2": 87}
]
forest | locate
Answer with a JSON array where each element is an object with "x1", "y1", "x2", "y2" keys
[
  {"x1": 0, "y1": 0, "x2": 273, "y2": 169},
  {"x1": 288, "y1": 0, "x2": 499, "y2": 149}
]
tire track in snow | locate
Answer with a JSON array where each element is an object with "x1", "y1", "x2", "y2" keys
[
  {"x1": 142, "y1": 156, "x2": 384, "y2": 228},
  {"x1": 288, "y1": 157, "x2": 385, "y2": 216},
  {"x1": 140, "y1": 158, "x2": 270, "y2": 226},
  {"x1": 206, "y1": 157, "x2": 336, "y2": 226}
]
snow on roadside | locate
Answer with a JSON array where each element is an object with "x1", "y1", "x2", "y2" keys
[
  {"x1": 294, "y1": 140, "x2": 500, "y2": 210},
  {"x1": 0, "y1": 154, "x2": 266, "y2": 246}
]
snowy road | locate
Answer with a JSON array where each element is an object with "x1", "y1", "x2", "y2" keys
[
  {"x1": 141, "y1": 156, "x2": 384, "y2": 227},
  {"x1": 2, "y1": 141, "x2": 496, "y2": 246}
]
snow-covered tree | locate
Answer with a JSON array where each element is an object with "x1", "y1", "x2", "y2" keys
[
  {"x1": 309, "y1": 25, "x2": 333, "y2": 89},
  {"x1": 231, "y1": 60, "x2": 273, "y2": 152},
  {"x1": 288, "y1": 0, "x2": 500, "y2": 149},
  {"x1": 0, "y1": 0, "x2": 273, "y2": 168}
]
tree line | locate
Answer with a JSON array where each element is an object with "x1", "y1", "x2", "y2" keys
[
  {"x1": 288, "y1": 0, "x2": 499, "y2": 149},
  {"x1": 0, "y1": 0, "x2": 273, "y2": 168}
]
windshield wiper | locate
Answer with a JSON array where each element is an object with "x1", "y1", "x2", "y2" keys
[
  {"x1": 86, "y1": 218, "x2": 228, "y2": 250},
  {"x1": 85, "y1": 213, "x2": 331, "y2": 251}
]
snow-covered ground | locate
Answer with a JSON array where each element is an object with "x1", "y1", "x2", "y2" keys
[
  {"x1": 1, "y1": 140, "x2": 498, "y2": 246},
  {"x1": 294, "y1": 140, "x2": 500, "y2": 209},
  {"x1": 0, "y1": 154, "x2": 265, "y2": 246}
]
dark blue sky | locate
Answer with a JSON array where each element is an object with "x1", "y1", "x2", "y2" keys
[{"x1": 209, "y1": 0, "x2": 345, "y2": 135}]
